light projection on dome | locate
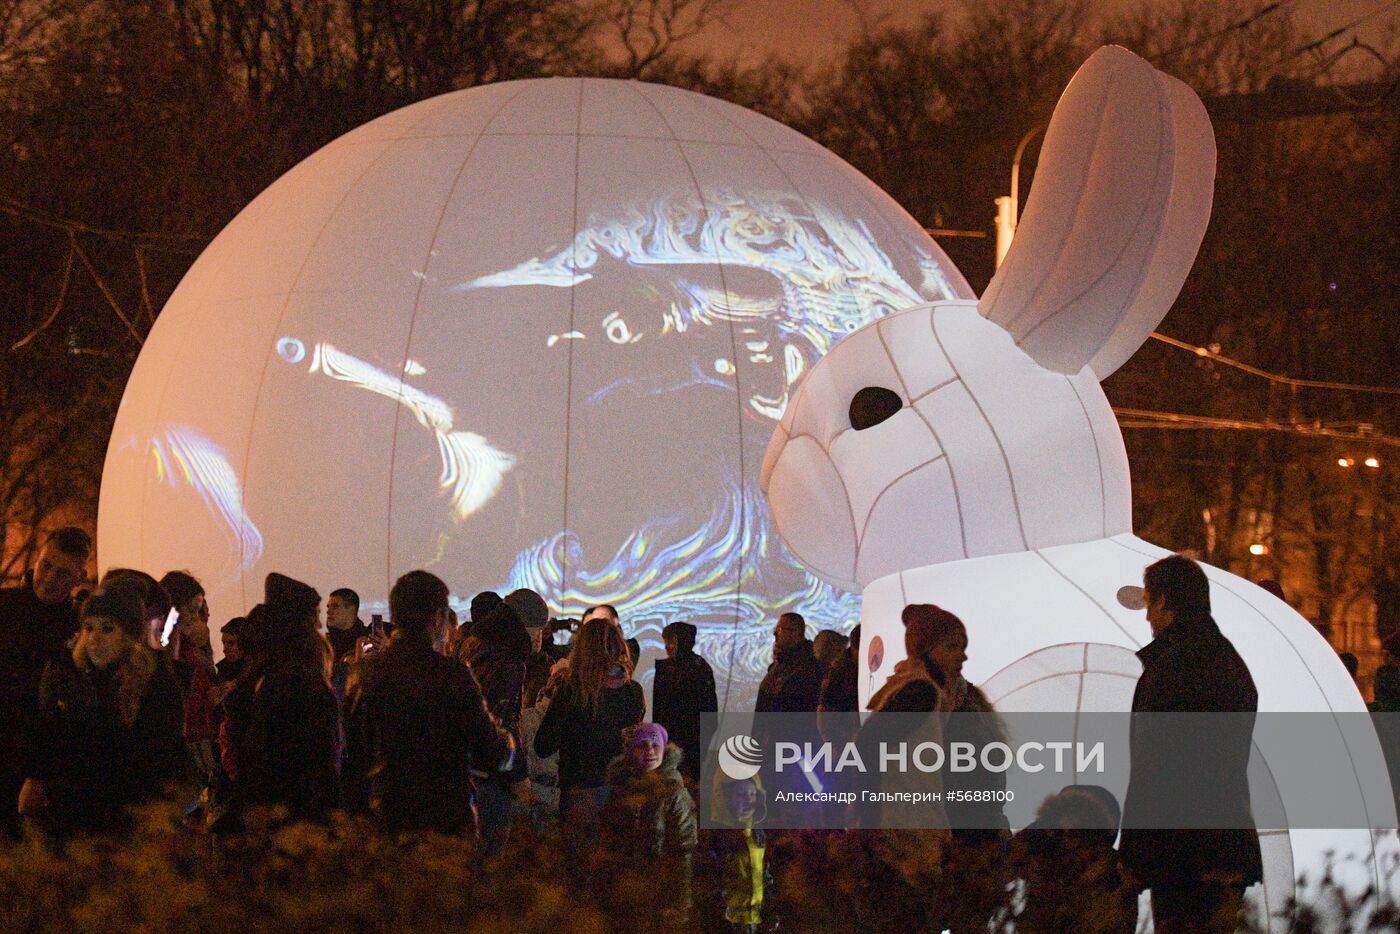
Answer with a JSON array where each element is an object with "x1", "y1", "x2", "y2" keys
[
  {"x1": 499, "y1": 479, "x2": 861, "y2": 687},
  {"x1": 279, "y1": 337, "x2": 516, "y2": 523},
  {"x1": 760, "y1": 47, "x2": 1394, "y2": 926},
  {"x1": 462, "y1": 191, "x2": 955, "y2": 421},
  {"x1": 148, "y1": 425, "x2": 264, "y2": 583},
  {"x1": 97, "y1": 75, "x2": 973, "y2": 715}
]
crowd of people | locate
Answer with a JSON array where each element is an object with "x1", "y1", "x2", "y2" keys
[{"x1": 0, "y1": 527, "x2": 1270, "y2": 932}]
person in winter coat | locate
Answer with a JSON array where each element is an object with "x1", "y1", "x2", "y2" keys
[
  {"x1": 652, "y1": 621, "x2": 717, "y2": 782},
  {"x1": 918, "y1": 609, "x2": 1011, "y2": 934},
  {"x1": 19, "y1": 587, "x2": 184, "y2": 836},
  {"x1": 755, "y1": 612, "x2": 823, "y2": 713},
  {"x1": 534, "y1": 617, "x2": 645, "y2": 857},
  {"x1": 0, "y1": 527, "x2": 89, "y2": 837},
  {"x1": 707, "y1": 770, "x2": 771, "y2": 932},
  {"x1": 225, "y1": 573, "x2": 340, "y2": 822},
  {"x1": 1117, "y1": 555, "x2": 1262, "y2": 934},
  {"x1": 819, "y1": 624, "x2": 860, "y2": 714},
  {"x1": 600, "y1": 722, "x2": 699, "y2": 921},
  {"x1": 854, "y1": 604, "x2": 957, "y2": 933},
  {"x1": 163, "y1": 571, "x2": 221, "y2": 783},
  {"x1": 457, "y1": 599, "x2": 531, "y2": 852},
  {"x1": 344, "y1": 570, "x2": 515, "y2": 835}
]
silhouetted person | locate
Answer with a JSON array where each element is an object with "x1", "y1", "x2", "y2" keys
[
  {"x1": 908, "y1": 608, "x2": 1009, "y2": 934},
  {"x1": 813, "y1": 629, "x2": 846, "y2": 672},
  {"x1": 819, "y1": 624, "x2": 861, "y2": 714},
  {"x1": 756, "y1": 612, "x2": 822, "y2": 713},
  {"x1": 457, "y1": 599, "x2": 531, "y2": 852},
  {"x1": 1339, "y1": 651, "x2": 1359, "y2": 685},
  {"x1": 228, "y1": 573, "x2": 339, "y2": 821},
  {"x1": 1119, "y1": 555, "x2": 1261, "y2": 934},
  {"x1": 0, "y1": 526, "x2": 90, "y2": 837},
  {"x1": 855, "y1": 605, "x2": 955, "y2": 931},
  {"x1": 1010, "y1": 785, "x2": 1136, "y2": 933},
  {"x1": 217, "y1": 617, "x2": 248, "y2": 682},
  {"x1": 19, "y1": 587, "x2": 184, "y2": 837},
  {"x1": 344, "y1": 570, "x2": 514, "y2": 834},
  {"x1": 652, "y1": 621, "x2": 718, "y2": 782}
]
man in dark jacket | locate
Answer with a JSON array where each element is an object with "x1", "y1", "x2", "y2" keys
[
  {"x1": 344, "y1": 570, "x2": 514, "y2": 834},
  {"x1": 756, "y1": 612, "x2": 823, "y2": 713},
  {"x1": 1118, "y1": 555, "x2": 1262, "y2": 934},
  {"x1": 325, "y1": 587, "x2": 369, "y2": 699},
  {"x1": 0, "y1": 527, "x2": 90, "y2": 837},
  {"x1": 652, "y1": 621, "x2": 717, "y2": 782}
]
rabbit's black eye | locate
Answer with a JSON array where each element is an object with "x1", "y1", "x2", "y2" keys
[{"x1": 849, "y1": 386, "x2": 903, "y2": 431}]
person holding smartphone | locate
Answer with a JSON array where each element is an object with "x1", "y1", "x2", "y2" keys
[{"x1": 326, "y1": 588, "x2": 369, "y2": 699}]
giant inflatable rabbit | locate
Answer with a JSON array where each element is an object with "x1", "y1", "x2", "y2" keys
[{"x1": 760, "y1": 46, "x2": 1393, "y2": 927}]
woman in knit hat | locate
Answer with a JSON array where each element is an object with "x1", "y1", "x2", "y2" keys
[
  {"x1": 853, "y1": 604, "x2": 966, "y2": 933},
  {"x1": 600, "y1": 721, "x2": 699, "y2": 922},
  {"x1": 18, "y1": 587, "x2": 185, "y2": 835}
]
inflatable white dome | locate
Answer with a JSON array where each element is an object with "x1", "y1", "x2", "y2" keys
[{"x1": 96, "y1": 77, "x2": 971, "y2": 705}]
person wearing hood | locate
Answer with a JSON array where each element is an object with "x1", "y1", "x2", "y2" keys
[
  {"x1": 457, "y1": 599, "x2": 531, "y2": 853},
  {"x1": 600, "y1": 722, "x2": 699, "y2": 922},
  {"x1": 534, "y1": 617, "x2": 644, "y2": 860},
  {"x1": 707, "y1": 769, "x2": 771, "y2": 931},
  {"x1": 226, "y1": 572, "x2": 339, "y2": 821},
  {"x1": 756, "y1": 612, "x2": 823, "y2": 714},
  {"x1": 652, "y1": 621, "x2": 717, "y2": 783},
  {"x1": 19, "y1": 586, "x2": 184, "y2": 836}
]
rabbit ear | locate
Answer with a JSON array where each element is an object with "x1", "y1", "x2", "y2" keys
[{"x1": 978, "y1": 45, "x2": 1216, "y2": 379}]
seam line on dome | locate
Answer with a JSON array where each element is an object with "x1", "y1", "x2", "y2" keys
[
  {"x1": 629, "y1": 81, "x2": 751, "y2": 713},
  {"x1": 233, "y1": 93, "x2": 457, "y2": 611},
  {"x1": 1033, "y1": 548, "x2": 1139, "y2": 647},
  {"x1": 384, "y1": 84, "x2": 532, "y2": 600},
  {"x1": 560, "y1": 78, "x2": 586, "y2": 604}
]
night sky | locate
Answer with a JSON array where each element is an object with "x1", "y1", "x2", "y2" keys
[{"x1": 696, "y1": 0, "x2": 1400, "y2": 68}]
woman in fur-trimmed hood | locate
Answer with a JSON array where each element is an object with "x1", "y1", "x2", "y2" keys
[{"x1": 600, "y1": 723, "x2": 698, "y2": 921}]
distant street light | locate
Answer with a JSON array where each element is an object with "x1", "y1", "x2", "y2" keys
[
  {"x1": 1249, "y1": 543, "x2": 1270, "y2": 556},
  {"x1": 994, "y1": 125, "x2": 1045, "y2": 269}
]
